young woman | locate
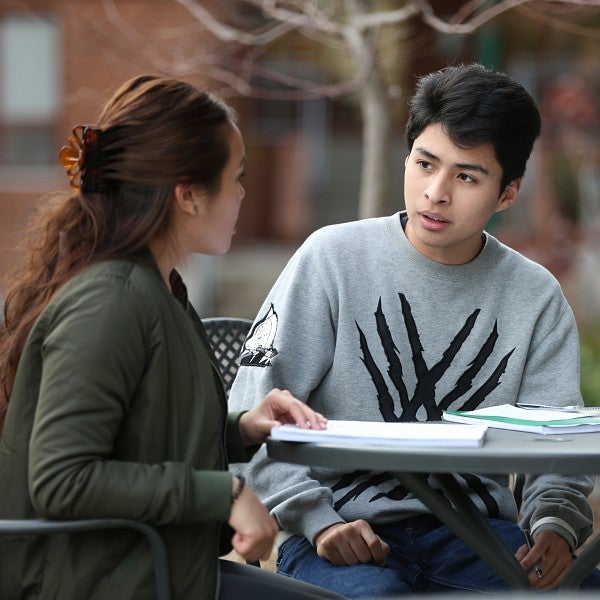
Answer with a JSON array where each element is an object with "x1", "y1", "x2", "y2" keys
[{"x1": 0, "y1": 75, "x2": 340, "y2": 600}]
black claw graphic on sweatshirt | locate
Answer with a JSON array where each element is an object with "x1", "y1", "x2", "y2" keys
[{"x1": 333, "y1": 293, "x2": 512, "y2": 518}]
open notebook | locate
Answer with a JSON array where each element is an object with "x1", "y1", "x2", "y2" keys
[{"x1": 270, "y1": 420, "x2": 488, "y2": 447}]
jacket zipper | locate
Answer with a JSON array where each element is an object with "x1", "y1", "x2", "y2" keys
[{"x1": 213, "y1": 360, "x2": 228, "y2": 599}]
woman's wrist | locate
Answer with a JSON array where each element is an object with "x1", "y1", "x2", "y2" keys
[{"x1": 232, "y1": 475, "x2": 246, "y2": 503}]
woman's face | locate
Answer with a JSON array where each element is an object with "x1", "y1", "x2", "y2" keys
[{"x1": 186, "y1": 124, "x2": 247, "y2": 256}]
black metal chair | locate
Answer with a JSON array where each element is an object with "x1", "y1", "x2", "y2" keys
[
  {"x1": 202, "y1": 316, "x2": 264, "y2": 567},
  {"x1": 511, "y1": 473, "x2": 525, "y2": 512},
  {"x1": 0, "y1": 517, "x2": 171, "y2": 599},
  {"x1": 202, "y1": 317, "x2": 253, "y2": 396}
]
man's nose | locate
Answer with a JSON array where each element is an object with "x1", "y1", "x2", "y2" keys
[{"x1": 424, "y1": 174, "x2": 451, "y2": 203}]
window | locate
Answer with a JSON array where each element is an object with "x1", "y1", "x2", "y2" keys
[{"x1": 0, "y1": 13, "x2": 60, "y2": 166}]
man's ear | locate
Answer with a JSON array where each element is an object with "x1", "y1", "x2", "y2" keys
[
  {"x1": 496, "y1": 178, "x2": 522, "y2": 213},
  {"x1": 174, "y1": 183, "x2": 199, "y2": 217}
]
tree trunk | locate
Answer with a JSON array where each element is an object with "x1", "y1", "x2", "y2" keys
[
  {"x1": 345, "y1": 0, "x2": 394, "y2": 219},
  {"x1": 358, "y1": 63, "x2": 394, "y2": 218}
]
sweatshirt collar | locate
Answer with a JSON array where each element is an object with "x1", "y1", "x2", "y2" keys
[{"x1": 387, "y1": 211, "x2": 499, "y2": 282}]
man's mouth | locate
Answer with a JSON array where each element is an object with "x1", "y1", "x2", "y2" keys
[
  {"x1": 422, "y1": 212, "x2": 448, "y2": 223},
  {"x1": 420, "y1": 212, "x2": 449, "y2": 229}
]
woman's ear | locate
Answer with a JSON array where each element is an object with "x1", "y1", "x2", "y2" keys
[
  {"x1": 174, "y1": 183, "x2": 200, "y2": 217},
  {"x1": 496, "y1": 178, "x2": 522, "y2": 213}
]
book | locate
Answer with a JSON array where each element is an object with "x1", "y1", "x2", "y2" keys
[
  {"x1": 270, "y1": 420, "x2": 488, "y2": 447},
  {"x1": 442, "y1": 404, "x2": 600, "y2": 435},
  {"x1": 516, "y1": 403, "x2": 600, "y2": 412}
]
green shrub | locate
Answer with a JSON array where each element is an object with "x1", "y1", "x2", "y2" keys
[{"x1": 580, "y1": 327, "x2": 600, "y2": 407}]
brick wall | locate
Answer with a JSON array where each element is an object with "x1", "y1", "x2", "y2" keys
[{"x1": 0, "y1": 0, "x2": 226, "y2": 291}]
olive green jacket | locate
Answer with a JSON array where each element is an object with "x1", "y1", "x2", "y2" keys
[{"x1": 0, "y1": 254, "x2": 253, "y2": 599}]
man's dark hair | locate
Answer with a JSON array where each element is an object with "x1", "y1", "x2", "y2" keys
[{"x1": 405, "y1": 63, "x2": 541, "y2": 192}]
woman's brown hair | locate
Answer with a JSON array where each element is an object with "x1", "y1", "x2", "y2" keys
[{"x1": 0, "y1": 75, "x2": 236, "y2": 428}]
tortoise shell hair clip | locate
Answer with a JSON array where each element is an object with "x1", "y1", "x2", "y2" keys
[{"x1": 59, "y1": 125, "x2": 104, "y2": 193}]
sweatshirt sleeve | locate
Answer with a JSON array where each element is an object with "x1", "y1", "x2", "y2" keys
[
  {"x1": 518, "y1": 282, "x2": 584, "y2": 407},
  {"x1": 228, "y1": 236, "x2": 346, "y2": 543},
  {"x1": 28, "y1": 275, "x2": 233, "y2": 525},
  {"x1": 517, "y1": 287, "x2": 594, "y2": 548},
  {"x1": 520, "y1": 472, "x2": 594, "y2": 550}
]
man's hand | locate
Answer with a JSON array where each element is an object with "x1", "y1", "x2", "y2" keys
[
  {"x1": 315, "y1": 520, "x2": 390, "y2": 566},
  {"x1": 516, "y1": 529, "x2": 572, "y2": 590}
]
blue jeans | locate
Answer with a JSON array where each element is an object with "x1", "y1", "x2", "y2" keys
[{"x1": 277, "y1": 516, "x2": 600, "y2": 597}]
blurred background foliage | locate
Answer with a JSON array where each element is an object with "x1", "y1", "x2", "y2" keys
[{"x1": 581, "y1": 327, "x2": 600, "y2": 405}]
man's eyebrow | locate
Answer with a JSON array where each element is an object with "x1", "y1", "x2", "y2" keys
[{"x1": 414, "y1": 146, "x2": 489, "y2": 175}]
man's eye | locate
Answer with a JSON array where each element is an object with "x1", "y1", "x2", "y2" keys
[{"x1": 458, "y1": 173, "x2": 476, "y2": 183}]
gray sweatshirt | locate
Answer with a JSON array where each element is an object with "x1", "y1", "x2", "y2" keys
[{"x1": 229, "y1": 212, "x2": 594, "y2": 551}]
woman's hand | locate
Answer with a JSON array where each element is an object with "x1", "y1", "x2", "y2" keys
[
  {"x1": 238, "y1": 388, "x2": 327, "y2": 447},
  {"x1": 229, "y1": 477, "x2": 279, "y2": 563}
]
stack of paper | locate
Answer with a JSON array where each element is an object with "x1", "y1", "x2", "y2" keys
[
  {"x1": 442, "y1": 404, "x2": 600, "y2": 435},
  {"x1": 270, "y1": 420, "x2": 488, "y2": 447}
]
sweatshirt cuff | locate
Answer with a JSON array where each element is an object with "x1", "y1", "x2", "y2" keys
[
  {"x1": 531, "y1": 517, "x2": 577, "y2": 551},
  {"x1": 283, "y1": 498, "x2": 345, "y2": 546}
]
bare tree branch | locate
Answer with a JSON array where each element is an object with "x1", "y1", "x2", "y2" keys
[
  {"x1": 517, "y1": 3, "x2": 600, "y2": 37},
  {"x1": 100, "y1": 0, "x2": 600, "y2": 218},
  {"x1": 99, "y1": 0, "x2": 600, "y2": 102},
  {"x1": 420, "y1": 0, "x2": 600, "y2": 35},
  {"x1": 249, "y1": 0, "x2": 347, "y2": 36},
  {"x1": 347, "y1": 1, "x2": 422, "y2": 30},
  {"x1": 173, "y1": 0, "x2": 303, "y2": 45},
  {"x1": 240, "y1": 0, "x2": 600, "y2": 36}
]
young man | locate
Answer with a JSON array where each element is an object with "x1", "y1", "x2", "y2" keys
[{"x1": 228, "y1": 64, "x2": 600, "y2": 596}]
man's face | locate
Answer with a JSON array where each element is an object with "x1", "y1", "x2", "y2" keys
[{"x1": 403, "y1": 123, "x2": 519, "y2": 265}]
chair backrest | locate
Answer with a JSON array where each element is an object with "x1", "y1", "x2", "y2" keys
[
  {"x1": 202, "y1": 317, "x2": 253, "y2": 396},
  {"x1": 0, "y1": 518, "x2": 171, "y2": 599},
  {"x1": 202, "y1": 316, "x2": 264, "y2": 568}
]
